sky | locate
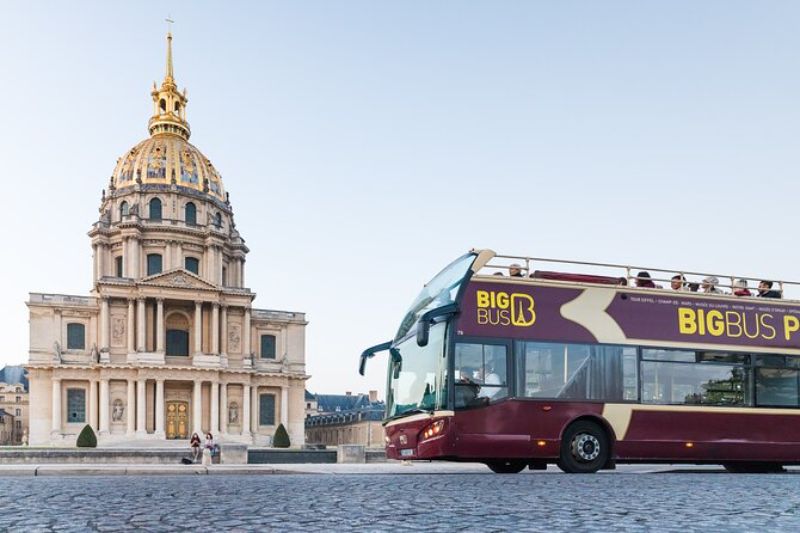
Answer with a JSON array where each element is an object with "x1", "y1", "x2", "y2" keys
[{"x1": 0, "y1": 1, "x2": 799, "y2": 397}]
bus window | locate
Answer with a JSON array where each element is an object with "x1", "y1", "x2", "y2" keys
[
  {"x1": 641, "y1": 361, "x2": 749, "y2": 406},
  {"x1": 515, "y1": 342, "x2": 636, "y2": 402},
  {"x1": 454, "y1": 343, "x2": 508, "y2": 408},
  {"x1": 755, "y1": 368, "x2": 799, "y2": 407}
]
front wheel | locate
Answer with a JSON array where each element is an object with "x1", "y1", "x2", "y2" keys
[
  {"x1": 486, "y1": 460, "x2": 526, "y2": 474},
  {"x1": 557, "y1": 421, "x2": 609, "y2": 474}
]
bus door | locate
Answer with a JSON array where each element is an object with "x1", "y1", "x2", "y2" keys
[{"x1": 451, "y1": 339, "x2": 531, "y2": 457}]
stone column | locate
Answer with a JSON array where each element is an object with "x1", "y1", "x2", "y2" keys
[
  {"x1": 89, "y1": 379, "x2": 98, "y2": 430},
  {"x1": 220, "y1": 383, "x2": 228, "y2": 435},
  {"x1": 251, "y1": 385, "x2": 259, "y2": 436},
  {"x1": 243, "y1": 308, "x2": 251, "y2": 358},
  {"x1": 220, "y1": 306, "x2": 228, "y2": 356},
  {"x1": 98, "y1": 244, "x2": 106, "y2": 278},
  {"x1": 242, "y1": 384, "x2": 251, "y2": 435},
  {"x1": 210, "y1": 381, "x2": 220, "y2": 435},
  {"x1": 193, "y1": 380, "x2": 203, "y2": 435},
  {"x1": 281, "y1": 386, "x2": 289, "y2": 427},
  {"x1": 99, "y1": 379, "x2": 110, "y2": 435},
  {"x1": 240, "y1": 259, "x2": 246, "y2": 287},
  {"x1": 126, "y1": 379, "x2": 135, "y2": 436},
  {"x1": 211, "y1": 304, "x2": 220, "y2": 354},
  {"x1": 51, "y1": 379, "x2": 62, "y2": 435},
  {"x1": 136, "y1": 298, "x2": 146, "y2": 351},
  {"x1": 156, "y1": 299, "x2": 165, "y2": 353},
  {"x1": 155, "y1": 379, "x2": 165, "y2": 437},
  {"x1": 127, "y1": 299, "x2": 135, "y2": 353},
  {"x1": 194, "y1": 301, "x2": 203, "y2": 355},
  {"x1": 100, "y1": 297, "x2": 110, "y2": 351},
  {"x1": 129, "y1": 237, "x2": 139, "y2": 279},
  {"x1": 92, "y1": 244, "x2": 98, "y2": 282},
  {"x1": 136, "y1": 379, "x2": 146, "y2": 435}
]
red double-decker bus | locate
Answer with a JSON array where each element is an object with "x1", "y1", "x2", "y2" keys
[{"x1": 359, "y1": 250, "x2": 800, "y2": 473}]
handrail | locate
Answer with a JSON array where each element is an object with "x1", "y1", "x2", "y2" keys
[{"x1": 478, "y1": 253, "x2": 797, "y2": 300}]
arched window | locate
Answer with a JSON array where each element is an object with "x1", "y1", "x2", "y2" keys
[
  {"x1": 184, "y1": 257, "x2": 199, "y2": 275},
  {"x1": 147, "y1": 254, "x2": 163, "y2": 276},
  {"x1": 160, "y1": 99, "x2": 166, "y2": 112},
  {"x1": 185, "y1": 202, "x2": 196, "y2": 225},
  {"x1": 174, "y1": 101, "x2": 181, "y2": 112},
  {"x1": 214, "y1": 212, "x2": 222, "y2": 229},
  {"x1": 149, "y1": 198, "x2": 162, "y2": 221},
  {"x1": 67, "y1": 323, "x2": 85, "y2": 350},
  {"x1": 115, "y1": 256, "x2": 124, "y2": 277},
  {"x1": 120, "y1": 201, "x2": 129, "y2": 220}
]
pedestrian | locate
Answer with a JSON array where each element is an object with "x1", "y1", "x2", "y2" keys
[{"x1": 190, "y1": 432, "x2": 201, "y2": 463}]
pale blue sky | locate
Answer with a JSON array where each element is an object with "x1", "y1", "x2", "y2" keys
[{"x1": 1, "y1": 1, "x2": 799, "y2": 395}]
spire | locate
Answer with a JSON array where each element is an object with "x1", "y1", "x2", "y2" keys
[{"x1": 148, "y1": 27, "x2": 190, "y2": 140}]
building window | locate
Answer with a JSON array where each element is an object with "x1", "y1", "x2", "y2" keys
[
  {"x1": 147, "y1": 254, "x2": 163, "y2": 276},
  {"x1": 67, "y1": 389, "x2": 86, "y2": 423},
  {"x1": 259, "y1": 394, "x2": 276, "y2": 426},
  {"x1": 15, "y1": 409, "x2": 20, "y2": 416},
  {"x1": 67, "y1": 323, "x2": 86, "y2": 350},
  {"x1": 120, "y1": 201, "x2": 129, "y2": 219},
  {"x1": 214, "y1": 212, "x2": 222, "y2": 229},
  {"x1": 166, "y1": 329, "x2": 190, "y2": 356},
  {"x1": 115, "y1": 256, "x2": 124, "y2": 277},
  {"x1": 260, "y1": 335, "x2": 276, "y2": 359},
  {"x1": 15, "y1": 397, "x2": 20, "y2": 404},
  {"x1": 222, "y1": 267, "x2": 227, "y2": 286},
  {"x1": 185, "y1": 202, "x2": 197, "y2": 225},
  {"x1": 185, "y1": 257, "x2": 199, "y2": 275},
  {"x1": 149, "y1": 198, "x2": 162, "y2": 221},
  {"x1": 15, "y1": 420, "x2": 21, "y2": 430}
]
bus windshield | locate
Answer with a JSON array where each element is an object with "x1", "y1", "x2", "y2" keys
[
  {"x1": 387, "y1": 321, "x2": 447, "y2": 418},
  {"x1": 394, "y1": 252, "x2": 476, "y2": 342}
]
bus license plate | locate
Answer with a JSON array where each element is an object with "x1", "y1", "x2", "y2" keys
[{"x1": 400, "y1": 449, "x2": 414, "y2": 457}]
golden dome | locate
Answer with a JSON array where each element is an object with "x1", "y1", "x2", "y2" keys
[
  {"x1": 110, "y1": 31, "x2": 225, "y2": 201},
  {"x1": 111, "y1": 135, "x2": 225, "y2": 200}
]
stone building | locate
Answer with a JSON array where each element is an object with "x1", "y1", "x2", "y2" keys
[
  {"x1": 26, "y1": 32, "x2": 308, "y2": 447},
  {"x1": 305, "y1": 391, "x2": 385, "y2": 448},
  {"x1": 0, "y1": 366, "x2": 29, "y2": 445}
]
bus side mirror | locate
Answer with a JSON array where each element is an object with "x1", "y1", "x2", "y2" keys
[
  {"x1": 415, "y1": 303, "x2": 460, "y2": 347},
  {"x1": 358, "y1": 341, "x2": 392, "y2": 376},
  {"x1": 416, "y1": 320, "x2": 430, "y2": 347}
]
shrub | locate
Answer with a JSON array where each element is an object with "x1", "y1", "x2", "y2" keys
[
  {"x1": 273, "y1": 423, "x2": 290, "y2": 448},
  {"x1": 76, "y1": 424, "x2": 97, "y2": 448}
]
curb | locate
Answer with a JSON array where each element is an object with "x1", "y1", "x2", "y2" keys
[{"x1": 0, "y1": 465, "x2": 296, "y2": 476}]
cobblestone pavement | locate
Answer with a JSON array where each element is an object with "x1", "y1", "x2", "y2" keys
[{"x1": 1, "y1": 471, "x2": 799, "y2": 532}]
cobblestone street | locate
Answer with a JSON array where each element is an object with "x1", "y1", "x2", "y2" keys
[{"x1": 1, "y1": 470, "x2": 799, "y2": 531}]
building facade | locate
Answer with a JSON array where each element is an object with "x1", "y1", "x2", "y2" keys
[
  {"x1": 0, "y1": 366, "x2": 29, "y2": 445},
  {"x1": 26, "y1": 33, "x2": 308, "y2": 447},
  {"x1": 305, "y1": 391, "x2": 385, "y2": 448}
]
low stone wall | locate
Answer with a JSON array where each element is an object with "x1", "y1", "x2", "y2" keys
[
  {"x1": 248, "y1": 449, "x2": 336, "y2": 464},
  {"x1": 0, "y1": 448, "x2": 188, "y2": 465}
]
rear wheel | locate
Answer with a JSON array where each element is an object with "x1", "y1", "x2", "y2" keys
[
  {"x1": 486, "y1": 460, "x2": 526, "y2": 474},
  {"x1": 557, "y1": 420, "x2": 609, "y2": 474},
  {"x1": 723, "y1": 462, "x2": 785, "y2": 474}
]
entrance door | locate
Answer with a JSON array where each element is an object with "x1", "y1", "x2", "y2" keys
[{"x1": 166, "y1": 401, "x2": 189, "y2": 439}]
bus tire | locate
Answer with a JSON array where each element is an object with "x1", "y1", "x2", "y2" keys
[
  {"x1": 723, "y1": 462, "x2": 785, "y2": 474},
  {"x1": 557, "y1": 420, "x2": 609, "y2": 474},
  {"x1": 485, "y1": 460, "x2": 526, "y2": 474}
]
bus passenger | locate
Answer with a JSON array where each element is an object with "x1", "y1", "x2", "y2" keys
[
  {"x1": 617, "y1": 277, "x2": 628, "y2": 286},
  {"x1": 635, "y1": 271, "x2": 658, "y2": 288},
  {"x1": 757, "y1": 280, "x2": 782, "y2": 299},
  {"x1": 508, "y1": 263, "x2": 524, "y2": 277},
  {"x1": 492, "y1": 272, "x2": 504, "y2": 276},
  {"x1": 688, "y1": 282, "x2": 700, "y2": 292},
  {"x1": 733, "y1": 279, "x2": 752, "y2": 297},
  {"x1": 670, "y1": 274, "x2": 688, "y2": 291},
  {"x1": 701, "y1": 276, "x2": 725, "y2": 294}
]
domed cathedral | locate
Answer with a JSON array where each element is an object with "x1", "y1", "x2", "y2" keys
[{"x1": 26, "y1": 32, "x2": 309, "y2": 447}]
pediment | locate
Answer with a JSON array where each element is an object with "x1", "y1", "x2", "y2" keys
[{"x1": 139, "y1": 268, "x2": 218, "y2": 291}]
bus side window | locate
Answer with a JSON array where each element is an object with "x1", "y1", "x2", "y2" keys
[{"x1": 454, "y1": 343, "x2": 508, "y2": 408}]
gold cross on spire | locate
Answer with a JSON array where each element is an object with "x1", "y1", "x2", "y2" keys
[{"x1": 164, "y1": 17, "x2": 175, "y2": 81}]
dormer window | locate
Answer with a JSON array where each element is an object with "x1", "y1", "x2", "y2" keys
[
  {"x1": 120, "y1": 201, "x2": 129, "y2": 219},
  {"x1": 214, "y1": 212, "x2": 222, "y2": 229}
]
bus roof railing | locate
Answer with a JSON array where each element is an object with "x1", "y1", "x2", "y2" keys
[{"x1": 475, "y1": 253, "x2": 799, "y2": 301}]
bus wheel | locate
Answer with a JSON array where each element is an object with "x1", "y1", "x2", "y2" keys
[
  {"x1": 723, "y1": 462, "x2": 785, "y2": 474},
  {"x1": 557, "y1": 421, "x2": 609, "y2": 474},
  {"x1": 486, "y1": 460, "x2": 526, "y2": 474}
]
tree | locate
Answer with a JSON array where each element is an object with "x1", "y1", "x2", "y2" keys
[
  {"x1": 273, "y1": 423, "x2": 290, "y2": 448},
  {"x1": 76, "y1": 424, "x2": 97, "y2": 448}
]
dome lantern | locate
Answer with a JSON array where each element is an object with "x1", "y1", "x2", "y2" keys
[{"x1": 148, "y1": 31, "x2": 191, "y2": 140}]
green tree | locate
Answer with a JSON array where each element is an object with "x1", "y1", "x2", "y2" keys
[
  {"x1": 76, "y1": 424, "x2": 97, "y2": 448},
  {"x1": 273, "y1": 423, "x2": 290, "y2": 448}
]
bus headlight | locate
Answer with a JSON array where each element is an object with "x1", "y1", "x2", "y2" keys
[{"x1": 421, "y1": 419, "x2": 446, "y2": 441}]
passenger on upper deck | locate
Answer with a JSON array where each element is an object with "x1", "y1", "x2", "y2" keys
[
  {"x1": 635, "y1": 271, "x2": 658, "y2": 289},
  {"x1": 757, "y1": 280, "x2": 782, "y2": 299},
  {"x1": 701, "y1": 276, "x2": 725, "y2": 295},
  {"x1": 670, "y1": 274, "x2": 688, "y2": 291},
  {"x1": 733, "y1": 279, "x2": 752, "y2": 297},
  {"x1": 508, "y1": 263, "x2": 524, "y2": 278}
]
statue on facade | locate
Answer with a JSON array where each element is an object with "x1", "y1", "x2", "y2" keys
[
  {"x1": 90, "y1": 343, "x2": 100, "y2": 363},
  {"x1": 112, "y1": 399, "x2": 124, "y2": 422},
  {"x1": 129, "y1": 203, "x2": 139, "y2": 216},
  {"x1": 228, "y1": 401, "x2": 239, "y2": 424},
  {"x1": 53, "y1": 341, "x2": 63, "y2": 363},
  {"x1": 281, "y1": 356, "x2": 291, "y2": 373}
]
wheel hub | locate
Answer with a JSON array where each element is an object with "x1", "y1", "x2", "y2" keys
[{"x1": 571, "y1": 433, "x2": 600, "y2": 462}]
